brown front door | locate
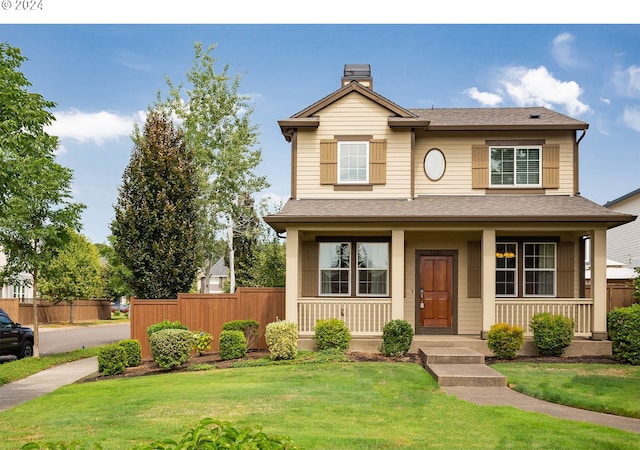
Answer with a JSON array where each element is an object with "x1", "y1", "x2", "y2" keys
[{"x1": 419, "y1": 255, "x2": 453, "y2": 328}]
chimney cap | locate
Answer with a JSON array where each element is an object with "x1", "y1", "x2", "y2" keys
[{"x1": 344, "y1": 64, "x2": 371, "y2": 78}]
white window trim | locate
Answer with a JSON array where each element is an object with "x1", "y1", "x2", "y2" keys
[
  {"x1": 318, "y1": 242, "x2": 352, "y2": 297},
  {"x1": 356, "y1": 242, "x2": 390, "y2": 297},
  {"x1": 496, "y1": 242, "x2": 518, "y2": 298},
  {"x1": 523, "y1": 242, "x2": 557, "y2": 297},
  {"x1": 489, "y1": 146, "x2": 542, "y2": 188},
  {"x1": 337, "y1": 141, "x2": 369, "y2": 184}
]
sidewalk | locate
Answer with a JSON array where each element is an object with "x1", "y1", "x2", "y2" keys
[{"x1": 0, "y1": 357, "x2": 98, "y2": 413}]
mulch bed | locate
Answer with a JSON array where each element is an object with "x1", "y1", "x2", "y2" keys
[{"x1": 80, "y1": 351, "x2": 623, "y2": 383}]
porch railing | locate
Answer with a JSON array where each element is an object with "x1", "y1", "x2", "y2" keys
[
  {"x1": 298, "y1": 298, "x2": 392, "y2": 336},
  {"x1": 495, "y1": 299, "x2": 593, "y2": 337}
]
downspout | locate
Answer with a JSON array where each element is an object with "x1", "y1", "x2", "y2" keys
[{"x1": 574, "y1": 129, "x2": 587, "y2": 196}]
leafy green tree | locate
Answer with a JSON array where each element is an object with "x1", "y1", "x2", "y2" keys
[
  {"x1": 40, "y1": 231, "x2": 102, "y2": 323},
  {"x1": 111, "y1": 108, "x2": 200, "y2": 299},
  {"x1": 633, "y1": 268, "x2": 640, "y2": 303},
  {"x1": 255, "y1": 237, "x2": 286, "y2": 288},
  {"x1": 162, "y1": 42, "x2": 269, "y2": 294},
  {"x1": 96, "y1": 239, "x2": 133, "y2": 302},
  {"x1": 0, "y1": 42, "x2": 84, "y2": 356}
]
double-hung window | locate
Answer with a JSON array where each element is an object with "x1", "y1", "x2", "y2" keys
[
  {"x1": 495, "y1": 241, "x2": 557, "y2": 297},
  {"x1": 338, "y1": 141, "x2": 369, "y2": 183},
  {"x1": 319, "y1": 241, "x2": 389, "y2": 296},
  {"x1": 490, "y1": 146, "x2": 541, "y2": 187},
  {"x1": 524, "y1": 243, "x2": 556, "y2": 296}
]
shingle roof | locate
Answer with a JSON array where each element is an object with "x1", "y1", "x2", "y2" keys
[
  {"x1": 264, "y1": 195, "x2": 635, "y2": 233},
  {"x1": 409, "y1": 107, "x2": 588, "y2": 129}
]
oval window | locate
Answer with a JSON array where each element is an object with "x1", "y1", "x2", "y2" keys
[{"x1": 424, "y1": 148, "x2": 446, "y2": 181}]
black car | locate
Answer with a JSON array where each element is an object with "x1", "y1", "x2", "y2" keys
[{"x1": 0, "y1": 309, "x2": 34, "y2": 359}]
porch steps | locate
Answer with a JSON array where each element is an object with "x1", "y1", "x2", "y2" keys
[{"x1": 419, "y1": 347, "x2": 507, "y2": 387}]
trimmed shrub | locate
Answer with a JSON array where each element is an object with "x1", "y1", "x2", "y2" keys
[
  {"x1": 608, "y1": 303, "x2": 640, "y2": 365},
  {"x1": 265, "y1": 320, "x2": 298, "y2": 360},
  {"x1": 149, "y1": 328, "x2": 194, "y2": 369},
  {"x1": 222, "y1": 320, "x2": 261, "y2": 349},
  {"x1": 219, "y1": 330, "x2": 247, "y2": 360},
  {"x1": 118, "y1": 339, "x2": 142, "y2": 367},
  {"x1": 379, "y1": 319, "x2": 413, "y2": 357},
  {"x1": 314, "y1": 318, "x2": 351, "y2": 351},
  {"x1": 97, "y1": 343, "x2": 126, "y2": 375},
  {"x1": 487, "y1": 323, "x2": 524, "y2": 359},
  {"x1": 191, "y1": 330, "x2": 212, "y2": 356},
  {"x1": 146, "y1": 319, "x2": 189, "y2": 337},
  {"x1": 530, "y1": 312, "x2": 574, "y2": 357}
]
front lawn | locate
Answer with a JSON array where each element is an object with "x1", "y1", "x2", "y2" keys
[
  {"x1": 492, "y1": 362, "x2": 640, "y2": 418},
  {"x1": 1, "y1": 362, "x2": 639, "y2": 449}
]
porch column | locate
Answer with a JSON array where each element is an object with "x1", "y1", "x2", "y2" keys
[
  {"x1": 481, "y1": 228, "x2": 496, "y2": 339},
  {"x1": 391, "y1": 228, "x2": 405, "y2": 320},
  {"x1": 285, "y1": 227, "x2": 299, "y2": 324},
  {"x1": 590, "y1": 228, "x2": 608, "y2": 340}
]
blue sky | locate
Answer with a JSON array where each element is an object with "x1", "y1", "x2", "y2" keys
[{"x1": 1, "y1": 16, "x2": 639, "y2": 243}]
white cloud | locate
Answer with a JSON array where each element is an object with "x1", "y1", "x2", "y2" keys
[
  {"x1": 623, "y1": 107, "x2": 640, "y2": 132},
  {"x1": 600, "y1": 97, "x2": 611, "y2": 105},
  {"x1": 47, "y1": 109, "x2": 144, "y2": 145},
  {"x1": 464, "y1": 87, "x2": 503, "y2": 107},
  {"x1": 552, "y1": 32, "x2": 583, "y2": 70},
  {"x1": 612, "y1": 65, "x2": 640, "y2": 98},
  {"x1": 500, "y1": 65, "x2": 591, "y2": 116}
]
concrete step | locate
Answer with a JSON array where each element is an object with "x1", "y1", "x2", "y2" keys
[
  {"x1": 418, "y1": 346, "x2": 485, "y2": 365},
  {"x1": 426, "y1": 363, "x2": 507, "y2": 387}
]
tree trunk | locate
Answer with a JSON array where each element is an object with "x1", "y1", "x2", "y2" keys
[
  {"x1": 32, "y1": 270, "x2": 40, "y2": 358},
  {"x1": 228, "y1": 225, "x2": 235, "y2": 294}
]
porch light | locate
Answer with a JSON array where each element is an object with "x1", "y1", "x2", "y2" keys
[{"x1": 496, "y1": 251, "x2": 516, "y2": 259}]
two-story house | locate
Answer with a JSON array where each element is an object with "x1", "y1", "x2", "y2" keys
[{"x1": 264, "y1": 65, "x2": 636, "y2": 352}]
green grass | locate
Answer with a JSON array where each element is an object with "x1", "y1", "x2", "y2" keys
[
  {"x1": 492, "y1": 362, "x2": 640, "y2": 418},
  {"x1": 0, "y1": 347, "x2": 101, "y2": 386},
  {"x1": 1, "y1": 361, "x2": 639, "y2": 449}
]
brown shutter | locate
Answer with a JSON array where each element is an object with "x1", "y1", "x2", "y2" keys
[
  {"x1": 556, "y1": 241, "x2": 574, "y2": 298},
  {"x1": 542, "y1": 144, "x2": 560, "y2": 189},
  {"x1": 301, "y1": 241, "x2": 319, "y2": 297},
  {"x1": 320, "y1": 140, "x2": 337, "y2": 185},
  {"x1": 472, "y1": 145, "x2": 489, "y2": 189},
  {"x1": 468, "y1": 241, "x2": 482, "y2": 298},
  {"x1": 369, "y1": 139, "x2": 387, "y2": 185}
]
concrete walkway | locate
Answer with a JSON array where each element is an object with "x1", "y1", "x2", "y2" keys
[
  {"x1": 1, "y1": 357, "x2": 639, "y2": 434},
  {"x1": 0, "y1": 357, "x2": 98, "y2": 413}
]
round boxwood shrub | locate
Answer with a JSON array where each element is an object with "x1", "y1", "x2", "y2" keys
[
  {"x1": 147, "y1": 319, "x2": 189, "y2": 337},
  {"x1": 265, "y1": 320, "x2": 298, "y2": 360},
  {"x1": 608, "y1": 303, "x2": 640, "y2": 365},
  {"x1": 530, "y1": 312, "x2": 574, "y2": 357},
  {"x1": 487, "y1": 323, "x2": 524, "y2": 359},
  {"x1": 379, "y1": 319, "x2": 413, "y2": 357},
  {"x1": 149, "y1": 328, "x2": 194, "y2": 369},
  {"x1": 219, "y1": 330, "x2": 247, "y2": 360},
  {"x1": 98, "y1": 343, "x2": 126, "y2": 375},
  {"x1": 314, "y1": 318, "x2": 351, "y2": 351},
  {"x1": 118, "y1": 338, "x2": 142, "y2": 367},
  {"x1": 222, "y1": 320, "x2": 261, "y2": 349}
]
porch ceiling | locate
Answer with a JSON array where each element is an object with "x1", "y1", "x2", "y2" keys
[{"x1": 263, "y1": 195, "x2": 636, "y2": 233}]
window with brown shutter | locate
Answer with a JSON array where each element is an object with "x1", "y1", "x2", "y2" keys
[{"x1": 319, "y1": 138, "x2": 387, "y2": 186}]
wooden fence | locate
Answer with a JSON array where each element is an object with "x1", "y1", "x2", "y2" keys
[
  {"x1": 130, "y1": 288, "x2": 286, "y2": 359},
  {"x1": 0, "y1": 298, "x2": 111, "y2": 324},
  {"x1": 585, "y1": 283, "x2": 637, "y2": 311}
]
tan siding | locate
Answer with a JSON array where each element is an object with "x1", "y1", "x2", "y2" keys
[
  {"x1": 319, "y1": 140, "x2": 337, "y2": 185},
  {"x1": 413, "y1": 131, "x2": 576, "y2": 196},
  {"x1": 542, "y1": 144, "x2": 560, "y2": 188},
  {"x1": 296, "y1": 93, "x2": 411, "y2": 199},
  {"x1": 301, "y1": 241, "x2": 319, "y2": 297},
  {"x1": 557, "y1": 241, "x2": 575, "y2": 297}
]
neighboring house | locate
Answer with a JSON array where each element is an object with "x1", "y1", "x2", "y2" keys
[
  {"x1": 0, "y1": 251, "x2": 33, "y2": 300},
  {"x1": 200, "y1": 257, "x2": 228, "y2": 294},
  {"x1": 264, "y1": 64, "x2": 636, "y2": 343},
  {"x1": 604, "y1": 188, "x2": 640, "y2": 268}
]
